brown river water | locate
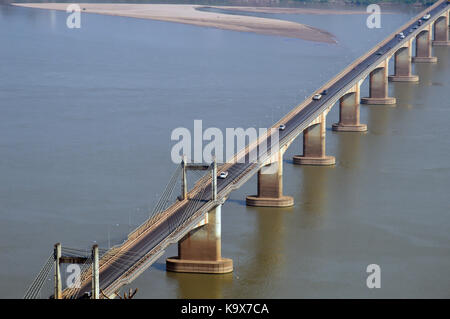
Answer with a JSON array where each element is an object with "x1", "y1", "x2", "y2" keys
[{"x1": 0, "y1": 1, "x2": 449, "y2": 298}]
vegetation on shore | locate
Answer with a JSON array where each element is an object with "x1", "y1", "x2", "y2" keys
[{"x1": 296, "y1": 0, "x2": 436, "y2": 5}]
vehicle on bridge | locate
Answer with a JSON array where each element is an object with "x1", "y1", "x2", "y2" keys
[
  {"x1": 22, "y1": 0, "x2": 449, "y2": 300},
  {"x1": 219, "y1": 171, "x2": 228, "y2": 179}
]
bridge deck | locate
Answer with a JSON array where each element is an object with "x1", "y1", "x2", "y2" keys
[{"x1": 64, "y1": 0, "x2": 449, "y2": 298}]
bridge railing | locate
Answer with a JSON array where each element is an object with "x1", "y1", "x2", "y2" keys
[
  {"x1": 211, "y1": 1, "x2": 447, "y2": 179},
  {"x1": 271, "y1": 0, "x2": 446, "y2": 130},
  {"x1": 65, "y1": 0, "x2": 448, "y2": 297},
  {"x1": 125, "y1": 0, "x2": 449, "y2": 255}
]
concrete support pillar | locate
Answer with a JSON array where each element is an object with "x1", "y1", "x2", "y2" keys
[
  {"x1": 91, "y1": 244, "x2": 99, "y2": 299},
  {"x1": 293, "y1": 113, "x2": 336, "y2": 165},
  {"x1": 361, "y1": 66, "x2": 396, "y2": 105},
  {"x1": 332, "y1": 89, "x2": 367, "y2": 132},
  {"x1": 433, "y1": 14, "x2": 450, "y2": 46},
  {"x1": 413, "y1": 29, "x2": 437, "y2": 63},
  {"x1": 246, "y1": 150, "x2": 294, "y2": 207},
  {"x1": 166, "y1": 205, "x2": 233, "y2": 273},
  {"x1": 388, "y1": 46, "x2": 419, "y2": 82},
  {"x1": 54, "y1": 243, "x2": 62, "y2": 299}
]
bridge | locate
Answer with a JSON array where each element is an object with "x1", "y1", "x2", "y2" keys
[{"x1": 24, "y1": 0, "x2": 450, "y2": 299}]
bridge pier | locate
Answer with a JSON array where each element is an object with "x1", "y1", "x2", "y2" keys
[
  {"x1": 332, "y1": 90, "x2": 367, "y2": 132},
  {"x1": 413, "y1": 28, "x2": 438, "y2": 63},
  {"x1": 361, "y1": 66, "x2": 396, "y2": 105},
  {"x1": 432, "y1": 13, "x2": 450, "y2": 46},
  {"x1": 388, "y1": 45, "x2": 419, "y2": 82},
  {"x1": 166, "y1": 204, "x2": 233, "y2": 274},
  {"x1": 293, "y1": 113, "x2": 335, "y2": 165},
  {"x1": 246, "y1": 151, "x2": 294, "y2": 207}
]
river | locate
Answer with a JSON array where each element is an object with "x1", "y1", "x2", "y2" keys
[{"x1": 0, "y1": 1, "x2": 449, "y2": 298}]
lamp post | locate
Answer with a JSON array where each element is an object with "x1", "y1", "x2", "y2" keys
[{"x1": 107, "y1": 224, "x2": 119, "y2": 249}]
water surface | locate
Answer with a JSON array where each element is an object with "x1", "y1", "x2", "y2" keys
[{"x1": 0, "y1": 2, "x2": 449, "y2": 298}]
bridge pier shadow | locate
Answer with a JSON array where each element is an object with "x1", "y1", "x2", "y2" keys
[
  {"x1": 300, "y1": 167, "x2": 329, "y2": 217},
  {"x1": 226, "y1": 205, "x2": 287, "y2": 297},
  {"x1": 363, "y1": 101, "x2": 393, "y2": 134},
  {"x1": 166, "y1": 270, "x2": 233, "y2": 299},
  {"x1": 164, "y1": 199, "x2": 288, "y2": 298},
  {"x1": 332, "y1": 129, "x2": 364, "y2": 170}
]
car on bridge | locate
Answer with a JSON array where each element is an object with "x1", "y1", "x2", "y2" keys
[
  {"x1": 279, "y1": 124, "x2": 286, "y2": 131},
  {"x1": 423, "y1": 14, "x2": 431, "y2": 20},
  {"x1": 313, "y1": 94, "x2": 322, "y2": 101},
  {"x1": 219, "y1": 171, "x2": 228, "y2": 179}
]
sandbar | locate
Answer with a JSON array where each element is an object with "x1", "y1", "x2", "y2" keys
[{"x1": 12, "y1": 3, "x2": 338, "y2": 43}]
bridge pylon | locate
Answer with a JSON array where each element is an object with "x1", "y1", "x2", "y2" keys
[
  {"x1": 54, "y1": 243, "x2": 62, "y2": 299},
  {"x1": 432, "y1": 11, "x2": 450, "y2": 46},
  {"x1": 389, "y1": 41, "x2": 420, "y2": 82},
  {"x1": 413, "y1": 25, "x2": 438, "y2": 63},
  {"x1": 92, "y1": 244, "x2": 100, "y2": 299},
  {"x1": 246, "y1": 150, "x2": 294, "y2": 207},
  {"x1": 361, "y1": 60, "x2": 397, "y2": 105},
  {"x1": 293, "y1": 113, "x2": 336, "y2": 166},
  {"x1": 166, "y1": 204, "x2": 233, "y2": 274},
  {"x1": 332, "y1": 83, "x2": 367, "y2": 132}
]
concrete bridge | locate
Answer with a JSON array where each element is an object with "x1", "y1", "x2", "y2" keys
[{"x1": 31, "y1": 0, "x2": 449, "y2": 299}]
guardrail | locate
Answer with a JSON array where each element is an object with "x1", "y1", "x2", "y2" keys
[{"x1": 66, "y1": 0, "x2": 449, "y2": 298}]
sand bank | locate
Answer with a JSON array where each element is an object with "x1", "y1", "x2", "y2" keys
[
  {"x1": 12, "y1": 3, "x2": 337, "y2": 43},
  {"x1": 209, "y1": 6, "x2": 375, "y2": 15}
]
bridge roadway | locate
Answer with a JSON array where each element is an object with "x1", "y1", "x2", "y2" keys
[{"x1": 70, "y1": 0, "x2": 449, "y2": 298}]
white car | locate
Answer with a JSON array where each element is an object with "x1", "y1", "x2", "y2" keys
[
  {"x1": 423, "y1": 14, "x2": 431, "y2": 20},
  {"x1": 313, "y1": 94, "x2": 322, "y2": 101},
  {"x1": 279, "y1": 124, "x2": 286, "y2": 131},
  {"x1": 219, "y1": 171, "x2": 228, "y2": 179}
]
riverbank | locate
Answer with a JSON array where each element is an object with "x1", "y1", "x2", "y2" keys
[{"x1": 11, "y1": 3, "x2": 340, "y2": 43}]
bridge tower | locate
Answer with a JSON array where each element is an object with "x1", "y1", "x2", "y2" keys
[
  {"x1": 166, "y1": 160, "x2": 233, "y2": 274},
  {"x1": 166, "y1": 204, "x2": 233, "y2": 273},
  {"x1": 92, "y1": 244, "x2": 100, "y2": 299},
  {"x1": 54, "y1": 243, "x2": 62, "y2": 299}
]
